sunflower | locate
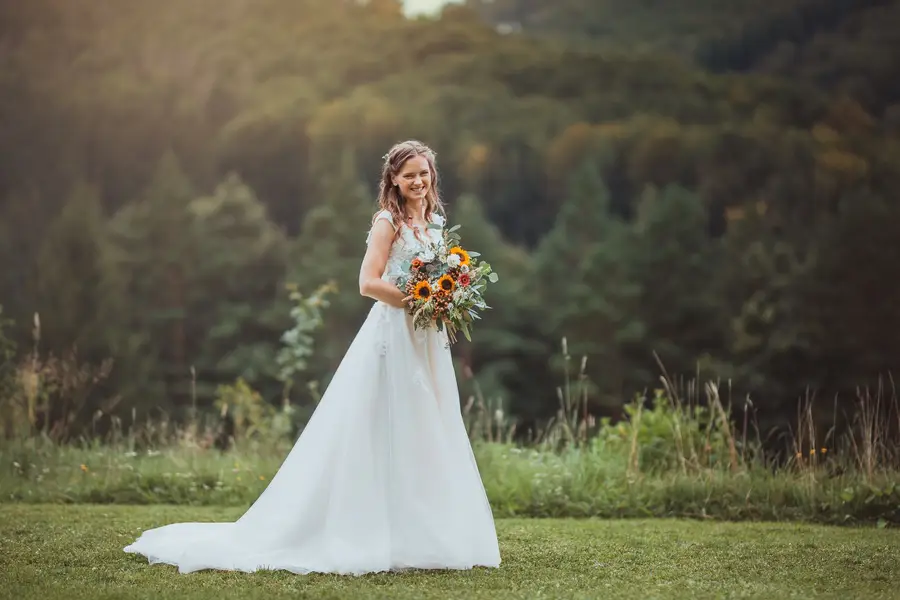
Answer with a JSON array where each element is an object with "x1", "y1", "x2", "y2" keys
[
  {"x1": 448, "y1": 246, "x2": 470, "y2": 266},
  {"x1": 437, "y1": 274, "x2": 455, "y2": 294},
  {"x1": 414, "y1": 279, "x2": 432, "y2": 300}
]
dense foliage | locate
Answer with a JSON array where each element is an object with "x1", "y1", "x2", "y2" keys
[{"x1": 1, "y1": 0, "x2": 899, "y2": 444}]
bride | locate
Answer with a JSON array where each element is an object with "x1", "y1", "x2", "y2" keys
[{"x1": 124, "y1": 140, "x2": 502, "y2": 575}]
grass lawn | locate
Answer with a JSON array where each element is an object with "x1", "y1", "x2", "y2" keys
[{"x1": 1, "y1": 505, "x2": 898, "y2": 600}]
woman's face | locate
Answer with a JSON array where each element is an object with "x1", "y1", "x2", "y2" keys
[{"x1": 392, "y1": 155, "x2": 431, "y2": 204}]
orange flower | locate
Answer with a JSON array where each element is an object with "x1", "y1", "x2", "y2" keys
[
  {"x1": 448, "y1": 247, "x2": 470, "y2": 266},
  {"x1": 414, "y1": 280, "x2": 432, "y2": 300},
  {"x1": 437, "y1": 274, "x2": 455, "y2": 294},
  {"x1": 411, "y1": 257, "x2": 424, "y2": 270}
]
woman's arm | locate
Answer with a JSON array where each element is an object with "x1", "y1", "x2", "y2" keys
[{"x1": 359, "y1": 219, "x2": 409, "y2": 308}]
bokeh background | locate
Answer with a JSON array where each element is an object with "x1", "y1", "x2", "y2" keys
[{"x1": 1, "y1": 0, "x2": 899, "y2": 479}]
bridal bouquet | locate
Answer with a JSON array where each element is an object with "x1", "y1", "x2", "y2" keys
[{"x1": 397, "y1": 223, "x2": 498, "y2": 343}]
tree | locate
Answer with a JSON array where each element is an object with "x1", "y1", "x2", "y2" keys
[
  {"x1": 447, "y1": 193, "x2": 537, "y2": 407},
  {"x1": 533, "y1": 162, "x2": 640, "y2": 416},
  {"x1": 103, "y1": 152, "x2": 196, "y2": 411},
  {"x1": 289, "y1": 151, "x2": 377, "y2": 377},
  {"x1": 626, "y1": 184, "x2": 725, "y2": 385},
  {"x1": 800, "y1": 191, "x2": 900, "y2": 393},
  {"x1": 32, "y1": 182, "x2": 112, "y2": 365},
  {"x1": 186, "y1": 174, "x2": 291, "y2": 406}
]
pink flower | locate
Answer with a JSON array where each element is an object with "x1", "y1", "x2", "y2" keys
[{"x1": 458, "y1": 273, "x2": 471, "y2": 287}]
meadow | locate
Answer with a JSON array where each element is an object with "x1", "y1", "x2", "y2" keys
[
  {"x1": 2, "y1": 504, "x2": 898, "y2": 600},
  {"x1": 2, "y1": 336, "x2": 898, "y2": 598}
]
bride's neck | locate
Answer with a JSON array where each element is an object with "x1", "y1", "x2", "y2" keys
[{"x1": 403, "y1": 200, "x2": 426, "y2": 221}]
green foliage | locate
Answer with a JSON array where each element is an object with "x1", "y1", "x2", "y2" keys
[
  {"x1": 275, "y1": 281, "x2": 336, "y2": 399},
  {"x1": 0, "y1": 306, "x2": 17, "y2": 433},
  {"x1": 289, "y1": 151, "x2": 377, "y2": 374},
  {"x1": 31, "y1": 183, "x2": 111, "y2": 366},
  {"x1": 213, "y1": 378, "x2": 294, "y2": 443},
  {"x1": 3, "y1": 433, "x2": 898, "y2": 525},
  {"x1": 185, "y1": 174, "x2": 290, "y2": 404},
  {"x1": 103, "y1": 152, "x2": 197, "y2": 410},
  {"x1": 1, "y1": 0, "x2": 899, "y2": 439},
  {"x1": 626, "y1": 184, "x2": 724, "y2": 384},
  {"x1": 593, "y1": 392, "x2": 730, "y2": 474}
]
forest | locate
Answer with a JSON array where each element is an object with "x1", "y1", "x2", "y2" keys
[{"x1": 2, "y1": 0, "x2": 900, "y2": 451}]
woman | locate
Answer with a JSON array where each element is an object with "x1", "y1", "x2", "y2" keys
[{"x1": 124, "y1": 140, "x2": 502, "y2": 575}]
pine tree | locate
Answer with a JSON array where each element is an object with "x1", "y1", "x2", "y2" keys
[
  {"x1": 626, "y1": 184, "x2": 725, "y2": 387},
  {"x1": 798, "y1": 190, "x2": 900, "y2": 394},
  {"x1": 533, "y1": 162, "x2": 640, "y2": 415},
  {"x1": 186, "y1": 173, "x2": 290, "y2": 405},
  {"x1": 447, "y1": 193, "x2": 536, "y2": 403},
  {"x1": 289, "y1": 150, "x2": 377, "y2": 376},
  {"x1": 104, "y1": 151, "x2": 196, "y2": 410},
  {"x1": 32, "y1": 182, "x2": 111, "y2": 364}
]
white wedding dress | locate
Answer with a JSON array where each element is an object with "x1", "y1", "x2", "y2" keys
[{"x1": 124, "y1": 210, "x2": 501, "y2": 575}]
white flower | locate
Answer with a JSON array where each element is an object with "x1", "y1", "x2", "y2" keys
[
  {"x1": 460, "y1": 264, "x2": 469, "y2": 273},
  {"x1": 447, "y1": 253, "x2": 461, "y2": 268}
]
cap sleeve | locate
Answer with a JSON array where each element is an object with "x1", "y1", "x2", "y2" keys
[{"x1": 366, "y1": 210, "x2": 397, "y2": 245}]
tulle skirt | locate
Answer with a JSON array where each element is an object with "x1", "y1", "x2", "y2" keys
[{"x1": 123, "y1": 301, "x2": 501, "y2": 575}]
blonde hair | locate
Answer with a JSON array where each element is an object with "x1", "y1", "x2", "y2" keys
[{"x1": 375, "y1": 140, "x2": 444, "y2": 239}]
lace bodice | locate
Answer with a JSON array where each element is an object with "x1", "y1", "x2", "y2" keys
[{"x1": 366, "y1": 210, "x2": 445, "y2": 284}]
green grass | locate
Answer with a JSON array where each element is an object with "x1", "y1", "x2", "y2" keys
[
  {"x1": 4, "y1": 439, "x2": 899, "y2": 525},
  {"x1": 1, "y1": 505, "x2": 898, "y2": 600}
]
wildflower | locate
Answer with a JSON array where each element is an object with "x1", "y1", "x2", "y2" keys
[
  {"x1": 809, "y1": 449, "x2": 815, "y2": 456},
  {"x1": 80, "y1": 464, "x2": 88, "y2": 472},
  {"x1": 821, "y1": 447, "x2": 827, "y2": 454},
  {"x1": 259, "y1": 475, "x2": 266, "y2": 481}
]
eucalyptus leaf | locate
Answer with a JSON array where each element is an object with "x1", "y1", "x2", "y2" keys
[
  {"x1": 488, "y1": 272, "x2": 499, "y2": 283},
  {"x1": 448, "y1": 224, "x2": 461, "y2": 232}
]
